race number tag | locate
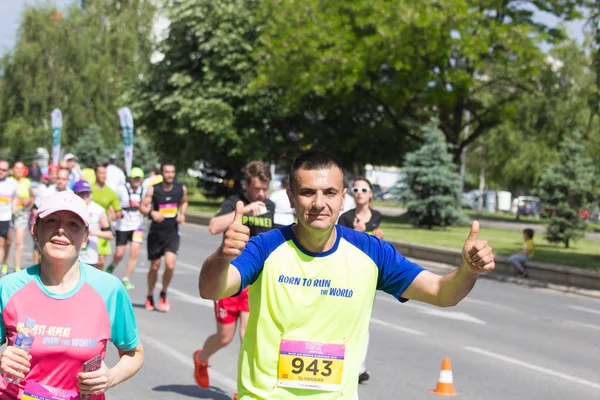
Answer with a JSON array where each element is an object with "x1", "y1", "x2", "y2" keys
[
  {"x1": 132, "y1": 229, "x2": 144, "y2": 243},
  {"x1": 278, "y1": 339, "x2": 344, "y2": 392},
  {"x1": 158, "y1": 203, "x2": 178, "y2": 218},
  {"x1": 22, "y1": 381, "x2": 78, "y2": 400}
]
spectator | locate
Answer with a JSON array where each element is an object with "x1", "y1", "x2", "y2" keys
[{"x1": 508, "y1": 228, "x2": 535, "y2": 278}]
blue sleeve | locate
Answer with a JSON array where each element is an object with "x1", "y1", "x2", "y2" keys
[
  {"x1": 231, "y1": 234, "x2": 267, "y2": 291},
  {"x1": 107, "y1": 284, "x2": 139, "y2": 351},
  {"x1": 230, "y1": 228, "x2": 287, "y2": 291},
  {"x1": 375, "y1": 240, "x2": 425, "y2": 302},
  {"x1": 340, "y1": 226, "x2": 424, "y2": 302}
]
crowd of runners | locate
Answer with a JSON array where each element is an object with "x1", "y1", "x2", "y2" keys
[{"x1": 0, "y1": 150, "x2": 495, "y2": 400}]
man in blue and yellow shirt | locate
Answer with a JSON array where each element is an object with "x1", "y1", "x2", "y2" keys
[{"x1": 199, "y1": 150, "x2": 496, "y2": 400}]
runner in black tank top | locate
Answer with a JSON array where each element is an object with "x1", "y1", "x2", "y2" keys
[{"x1": 140, "y1": 163, "x2": 188, "y2": 312}]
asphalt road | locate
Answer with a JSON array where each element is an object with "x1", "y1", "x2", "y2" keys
[{"x1": 10, "y1": 224, "x2": 600, "y2": 399}]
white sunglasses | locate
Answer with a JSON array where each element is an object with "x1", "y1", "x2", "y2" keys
[{"x1": 352, "y1": 187, "x2": 371, "y2": 194}]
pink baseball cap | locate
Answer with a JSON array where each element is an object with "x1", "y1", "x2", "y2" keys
[{"x1": 37, "y1": 191, "x2": 89, "y2": 226}]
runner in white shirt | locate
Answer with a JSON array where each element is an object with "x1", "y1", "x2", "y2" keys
[
  {"x1": 106, "y1": 167, "x2": 145, "y2": 290},
  {"x1": 0, "y1": 160, "x2": 17, "y2": 275},
  {"x1": 106, "y1": 155, "x2": 126, "y2": 191},
  {"x1": 73, "y1": 180, "x2": 114, "y2": 268},
  {"x1": 268, "y1": 176, "x2": 295, "y2": 227}
]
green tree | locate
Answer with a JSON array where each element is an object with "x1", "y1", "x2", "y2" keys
[
  {"x1": 254, "y1": 0, "x2": 585, "y2": 163},
  {"x1": 469, "y1": 39, "x2": 600, "y2": 193},
  {"x1": 136, "y1": 0, "x2": 294, "y2": 173},
  {"x1": 72, "y1": 124, "x2": 111, "y2": 166},
  {"x1": 0, "y1": 1, "x2": 155, "y2": 158},
  {"x1": 402, "y1": 120, "x2": 466, "y2": 229},
  {"x1": 536, "y1": 133, "x2": 597, "y2": 248}
]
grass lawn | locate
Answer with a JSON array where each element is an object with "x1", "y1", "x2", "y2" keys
[
  {"x1": 372, "y1": 200, "x2": 405, "y2": 209},
  {"x1": 187, "y1": 191, "x2": 222, "y2": 215},
  {"x1": 379, "y1": 215, "x2": 600, "y2": 270},
  {"x1": 463, "y1": 209, "x2": 600, "y2": 232}
]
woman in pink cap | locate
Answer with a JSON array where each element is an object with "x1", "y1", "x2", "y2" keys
[{"x1": 0, "y1": 191, "x2": 144, "y2": 399}]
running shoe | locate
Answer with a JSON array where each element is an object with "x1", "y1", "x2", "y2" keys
[
  {"x1": 193, "y1": 349, "x2": 210, "y2": 389},
  {"x1": 145, "y1": 296, "x2": 155, "y2": 311},
  {"x1": 14, "y1": 266, "x2": 21, "y2": 272},
  {"x1": 159, "y1": 293, "x2": 170, "y2": 312},
  {"x1": 122, "y1": 278, "x2": 135, "y2": 290},
  {"x1": 233, "y1": 393, "x2": 237, "y2": 400},
  {"x1": 106, "y1": 264, "x2": 115, "y2": 274},
  {"x1": 1, "y1": 264, "x2": 8, "y2": 275},
  {"x1": 359, "y1": 371, "x2": 370, "y2": 383}
]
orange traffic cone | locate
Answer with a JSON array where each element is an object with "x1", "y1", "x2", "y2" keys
[{"x1": 430, "y1": 358, "x2": 459, "y2": 396}]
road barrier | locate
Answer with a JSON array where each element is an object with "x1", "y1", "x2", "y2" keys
[{"x1": 188, "y1": 213, "x2": 600, "y2": 293}]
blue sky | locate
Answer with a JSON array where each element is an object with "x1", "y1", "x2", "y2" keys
[{"x1": 0, "y1": 1, "x2": 588, "y2": 57}]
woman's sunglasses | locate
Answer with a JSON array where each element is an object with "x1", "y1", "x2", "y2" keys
[{"x1": 352, "y1": 187, "x2": 371, "y2": 194}]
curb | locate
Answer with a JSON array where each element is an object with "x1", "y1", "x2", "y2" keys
[{"x1": 187, "y1": 213, "x2": 600, "y2": 298}]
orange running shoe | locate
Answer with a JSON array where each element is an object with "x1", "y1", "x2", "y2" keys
[
  {"x1": 145, "y1": 296, "x2": 155, "y2": 311},
  {"x1": 233, "y1": 393, "x2": 238, "y2": 400},
  {"x1": 193, "y1": 350, "x2": 209, "y2": 388},
  {"x1": 159, "y1": 293, "x2": 170, "y2": 312}
]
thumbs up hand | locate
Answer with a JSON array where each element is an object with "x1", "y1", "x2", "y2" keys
[
  {"x1": 462, "y1": 221, "x2": 495, "y2": 274},
  {"x1": 221, "y1": 201, "x2": 251, "y2": 262}
]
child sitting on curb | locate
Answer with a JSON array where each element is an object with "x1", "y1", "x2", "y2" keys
[{"x1": 508, "y1": 228, "x2": 535, "y2": 278}]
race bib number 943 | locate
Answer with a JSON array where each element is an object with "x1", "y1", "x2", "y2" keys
[{"x1": 278, "y1": 339, "x2": 344, "y2": 392}]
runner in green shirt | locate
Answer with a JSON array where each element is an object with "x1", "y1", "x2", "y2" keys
[{"x1": 91, "y1": 164, "x2": 122, "y2": 270}]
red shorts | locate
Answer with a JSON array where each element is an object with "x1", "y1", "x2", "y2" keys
[{"x1": 214, "y1": 287, "x2": 249, "y2": 324}]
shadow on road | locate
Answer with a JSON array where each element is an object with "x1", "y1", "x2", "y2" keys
[{"x1": 153, "y1": 384, "x2": 233, "y2": 399}]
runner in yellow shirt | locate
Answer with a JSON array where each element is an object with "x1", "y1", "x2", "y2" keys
[{"x1": 199, "y1": 150, "x2": 496, "y2": 399}]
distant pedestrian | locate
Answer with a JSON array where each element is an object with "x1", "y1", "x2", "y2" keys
[{"x1": 508, "y1": 228, "x2": 535, "y2": 278}]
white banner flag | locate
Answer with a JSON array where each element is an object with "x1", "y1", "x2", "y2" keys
[
  {"x1": 51, "y1": 109, "x2": 63, "y2": 165},
  {"x1": 118, "y1": 107, "x2": 134, "y2": 176}
]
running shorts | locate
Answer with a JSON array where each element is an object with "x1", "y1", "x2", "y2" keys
[
  {"x1": 147, "y1": 231, "x2": 180, "y2": 261},
  {"x1": 98, "y1": 238, "x2": 112, "y2": 255},
  {"x1": 0, "y1": 221, "x2": 10, "y2": 239},
  {"x1": 214, "y1": 287, "x2": 250, "y2": 324},
  {"x1": 116, "y1": 230, "x2": 144, "y2": 246}
]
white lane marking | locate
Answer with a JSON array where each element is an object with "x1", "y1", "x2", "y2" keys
[
  {"x1": 370, "y1": 317, "x2": 425, "y2": 336},
  {"x1": 566, "y1": 320, "x2": 600, "y2": 331},
  {"x1": 168, "y1": 287, "x2": 214, "y2": 309},
  {"x1": 464, "y1": 346, "x2": 600, "y2": 390},
  {"x1": 376, "y1": 295, "x2": 486, "y2": 325},
  {"x1": 461, "y1": 297, "x2": 518, "y2": 313},
  {"x1": 140, "y1": 333, "x2": 237, "y2": 392},
  {"x1": 569, "y1": 305, "x2": 600, "y2": 316}
]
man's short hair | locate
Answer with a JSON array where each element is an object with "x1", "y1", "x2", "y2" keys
[
  {"x1": 289, "y1": 150, "x2": 345, "y2": 189},
  {"x1": 161, "y1": 161, "x2": 175, "y2": 173},
  {"x1": 95, "y1": 164, "x2": 106, "y2": 173},
  {"x1": 244, "y1": 161, "x2": 271, "y2": 183},
  {"x1": 523, "y1": 228, "x2": 534, "y2": 239}
]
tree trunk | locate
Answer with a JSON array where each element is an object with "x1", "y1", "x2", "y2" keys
[{"x1": 477, "y1": 165, "x2": 485, "y2": 214}]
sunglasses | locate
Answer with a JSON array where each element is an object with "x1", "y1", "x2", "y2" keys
[{"x1": 352, "y1": 187, "x2": 371, "y2": 194}]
